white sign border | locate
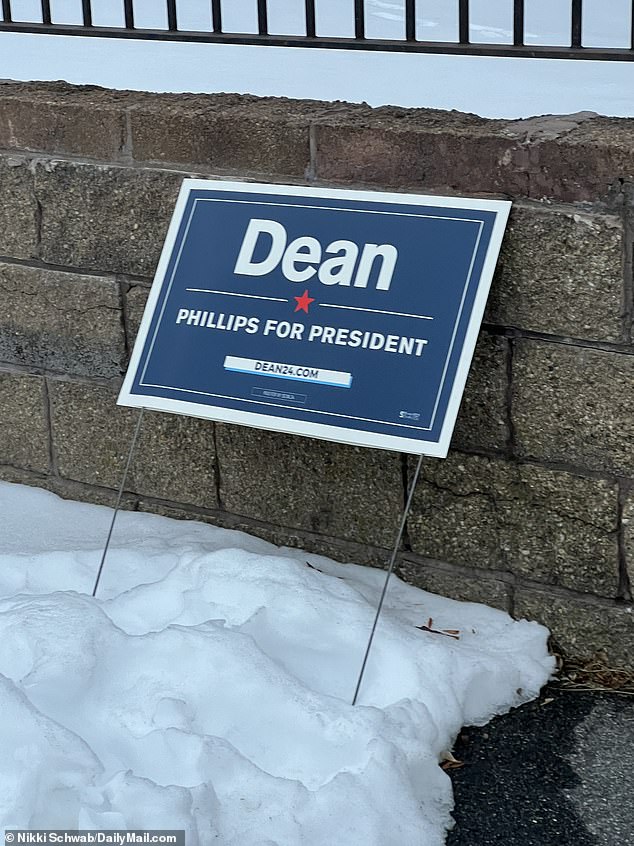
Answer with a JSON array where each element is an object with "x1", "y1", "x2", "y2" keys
[{"x1": 118, "y1": 179, "x2": 511, "y2": 457}]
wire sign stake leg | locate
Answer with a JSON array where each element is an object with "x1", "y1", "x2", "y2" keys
[
  {"x1": 351, "y1": 453, "x2": 424, "y2": 706},
  {"x1": 92, "y1": 409, "x2": 145, "y2": 598}
]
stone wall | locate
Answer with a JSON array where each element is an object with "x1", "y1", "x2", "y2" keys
[{"x1": 1, "y1": 82, "x2": 632, "y2": 667}]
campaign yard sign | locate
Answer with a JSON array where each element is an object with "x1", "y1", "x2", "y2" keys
[{"x1": 119, "y1": 180, "x2": 510, "y2": 456}]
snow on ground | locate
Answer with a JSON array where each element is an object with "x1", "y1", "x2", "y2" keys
[
  {"x1": 0, "y1": 481, "x2": 554, "y2": 844},
  {"x1": 1, "y1": 0, "x2": 634, "y2": 117}
]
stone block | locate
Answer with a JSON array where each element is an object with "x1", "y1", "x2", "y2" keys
[
  {"x1": 49, "y1": 381, "x2": 218, "y2": 508},
  {"x1": 395, "y1": 556, "x2": 511, "y2": 611},
  {"x1": 408, "y1": 453, "x2": 503, "y2": 573},
  {"x1": 452, "y1": 332, "x2": 508, "y2": 452},
  {"x1": 0, "y1": 465, "x2": 44, "y2": 486},
  {"x1": 49, "y1": 380, "x2": 142, "y2": 488},
  {"x1": 0, "y1": 157, "x2": 37, "y2": 259},
  {"x1": 124, "y1": 284, "x2": 150, "y2": 348},
  {"x1": 512, "y1": 340, "x2": 634, "y2": 476},
  {"x1": 515, "y1": 588, "x2": 634, "y2": 669},
  {"x1": 623, "y1": 491, "x2": 634, "y2": 591},
  {"x1": 498, "y1": 113, "x2": 634, "y2": 203},
  {"x1": 0, "y1": 261, "x2": 126, "y2": 378},
  {"x1": 407, "y1": 452, "x2": 619, "y2": 597},
  {"x1": 0, "y1": 371, "x2": 49, "y2": 472},
  {"x1": 0, "y1": 465, "x2": 137, "y2": 510},
  {"x1": 215, "y1": 424, "x2": 403, "y2": 548},
  {"x1": 129, "y1": 94, "x2": 311, "y2": 176},
  {"x1": 206, "y1": 510, "x2": 391, "y2": 567},
  {"x1": 137, "y1": 500, "x2": 392, "y2": 568},
  {"x1": 532, "y1": 116, "x2": 634, "y2": 203},
  {"x1": 487, "y1": 205, "x2": 624, "y2": 342},
  {"x1": 35, "y1": 161, "x2": 183, "y2": 276},
  {"x1": 314, "y1": 107, "x2": 528, "y2": 194},
  {"x1": 0, "y1": 85, "x2": 126, "y2": 159},
  {"x1": 50, "y1": 480, "x2": 137, "y2": 511},
  {"x1": 134, "y1": 411, "x2": 217, "y2": 509},
  {"x1": 315, "y1": 106, "x2": 634, "y2": 204}
]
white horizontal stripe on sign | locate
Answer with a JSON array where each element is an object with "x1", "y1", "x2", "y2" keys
[
  {"x1": 319, "y1": 303, "x2": 434, "y2": 320},
  {"x1": 224, "y1": 356, "x2": 352, "y2": 388},
  {"x1": 186, "y1": 288, "x2": 289, "y2": 303}
]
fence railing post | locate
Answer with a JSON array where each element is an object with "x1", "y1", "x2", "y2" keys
[
  {"x1": 81, "y1": 0, "x2": 92, "y2": 28},
  {"x1": 459, "y1": 0, "x2": 470, "y2": 44},
  {"x1": 354, "y1": 0, "x2": 365, "y2": 40},
  {"x1": 405, "y1": 0, "x2": 416, "y2": 42},
  {"x1": 305, "y1": 0, "x2": 316, "y2": 39},
  {"x1": 513, "y1": 0, "x2": 524, "y2": 46},
  {"x1": 124, "y1": 0, "x2": 134, "y2": 30},
  {"x1": 572, "y1": 0, "x2": 583, "y2": 48},
  {"x1": 166, "y1": 0, "x2": 177, "y2": 32},
  {"x1": 257, "y1": 0, "x2": 268, "y2": 36}
]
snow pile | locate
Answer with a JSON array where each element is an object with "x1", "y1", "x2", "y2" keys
[{"x1": 0, "y1": 481, "x2": 554, "y2": 844}]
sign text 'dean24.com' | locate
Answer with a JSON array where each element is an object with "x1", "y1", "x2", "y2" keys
[{"x1": 119, "y1": 181, "x2": 510, "y2": 456}]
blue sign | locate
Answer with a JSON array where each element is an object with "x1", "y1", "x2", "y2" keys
[{"x1": 119, "y1": 180, "x2": 510, "y2": 456}]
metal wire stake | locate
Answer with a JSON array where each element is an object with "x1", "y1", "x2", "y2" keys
[
  {"x1": 351, "y1": 452, "x2": 425, "y2": 706},
  {"x1": 91, "y1": 409, "x2": 145, "y2": 598}
]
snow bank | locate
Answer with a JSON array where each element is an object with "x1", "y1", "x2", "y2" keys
[{"x1": 0, "y1": 481, "x2": 554, "y2": 844}]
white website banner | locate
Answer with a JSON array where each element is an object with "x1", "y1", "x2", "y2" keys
[{"x1": 224, "y1": 356, "x2": 352, "y2": 388}]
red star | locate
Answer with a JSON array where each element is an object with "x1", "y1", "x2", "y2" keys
[{"x1": 293, "y1": 289, "x2": 315, "y2": 314}]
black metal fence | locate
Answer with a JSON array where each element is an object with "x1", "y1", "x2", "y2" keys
[{"x1": 0, "y1": 0, "x2": 632, "y2": 61}]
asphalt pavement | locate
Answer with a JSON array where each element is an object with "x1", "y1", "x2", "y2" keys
[{"x1": 446, "y1": 683, "x2": 634, "y2": 846}]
